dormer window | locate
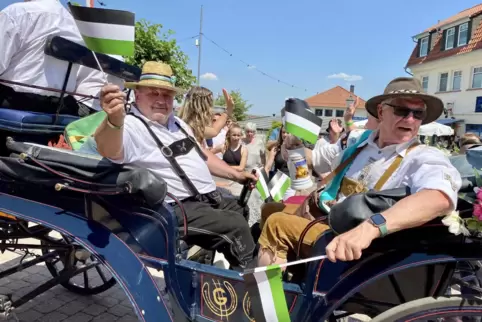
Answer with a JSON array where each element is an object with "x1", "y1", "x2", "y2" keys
[
  {"x1": 419, "y1": 37, "x2": 429, "y2": 57},
  {"x1": 445, "y1": 27, "x2": 455, "y2": 50},
  {"x1": 458, "y1": 22, "x2": 469, "y2": 46}
]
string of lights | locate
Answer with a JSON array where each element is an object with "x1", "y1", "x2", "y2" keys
[{"x1": 201, "y1": 33, "x2": 320, "y2": 95}]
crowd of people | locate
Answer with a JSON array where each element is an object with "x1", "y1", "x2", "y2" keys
[{"x1": 0, "y1": 0, "x2": 471, "y2": 273}]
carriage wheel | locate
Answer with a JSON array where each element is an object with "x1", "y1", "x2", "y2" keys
[
  {"x1": 370, "y1": 296, "x2": 482, "y2": 322},
  {"x1": 41, "y1": 233, "x2": 117, "y2": 295}
]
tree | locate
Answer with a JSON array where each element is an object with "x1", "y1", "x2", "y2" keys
[
  {"x1": 125, "y1": 19, "x2": 196, "y2": 100},
  {"x1": 266, "y1": 121, "x2": 282, "y2": 141},
  {"x1": 214, "y1": 89, "x2": 252, "y2": 121}
]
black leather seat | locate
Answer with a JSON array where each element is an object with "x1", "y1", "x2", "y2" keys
[{"x1": 0, "y1": 138, "x2": 167, "y2": 207}]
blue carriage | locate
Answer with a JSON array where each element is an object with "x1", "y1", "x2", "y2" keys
[{"x1": 0, "y1": 36, "x2": 481, "y2": 321}]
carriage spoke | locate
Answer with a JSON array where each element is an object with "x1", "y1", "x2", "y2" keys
[
  {"x1": 83, "y1": 271, "x2": 89, "y2": 289},
  {"x1": 95, "y1": 265, "x2": 108, "y2": 283}
]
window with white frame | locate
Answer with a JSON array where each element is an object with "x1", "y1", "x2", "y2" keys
[
  {"x1": 446, "y1": 27, "x2": 455, "y2": 49},
  {"x1": 419, "y1": 37, "x2": 429, "y2": 57},
  {"x1": 458, "y1": 22, "x2": 469, "y2": 46},
  {"x1": 421, "y1": 76, "x2": 429, "y2": 92},
  {"x1": 439, "y1": 73, "x2": 448, "y2": 92},
  {"x1": 473, "y1": 67, "x2": 482, "y2": 89},
  {"x1": 452, "y1": 71, "x2": 462, "y2": 90}
]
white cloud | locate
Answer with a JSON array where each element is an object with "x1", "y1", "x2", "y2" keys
[
  {"x1": 200, "y1": 72, "x2": 218, "y2": 80},
  {"x1": 327, "y1": 72, "x2": 363, "y2": 82}
]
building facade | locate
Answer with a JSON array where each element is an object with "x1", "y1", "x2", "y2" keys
[
  {"x1": 406, "y1": 4, "x2": 482, "y2": 136},
  {"x1": 304, "y1": 85, "x2": 367, "y2": 132}
]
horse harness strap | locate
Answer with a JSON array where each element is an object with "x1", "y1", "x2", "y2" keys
[
  {"x1": 320, "y1": 146, "x2": 364, "y2": 186},
  {"x1": 129, "y1": 113, "x2": 208, "y2": 197}
]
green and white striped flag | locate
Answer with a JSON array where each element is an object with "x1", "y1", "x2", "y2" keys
[
  {"x1": 284, "y1": 98, "x2": 322, "y2": 144},
  {"x1": 269, "y1": 170, "x2": 291, "y2": 202},
  {"x1": 241, "y1": 264, "x2": 291, "y2": 322},
  {"x1": 240, "y1": 255, "x2": 327, "y2": 322},
  {"x1": 68, "y1": 3, "x2": 135, "y2": 56},
  {"x1": 255, "y1": 168, "x2": 271, "y2": 202}
]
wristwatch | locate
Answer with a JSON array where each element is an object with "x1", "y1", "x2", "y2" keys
[{"x1": 368, "y1": 213, "x2": 388, "y2": 237}]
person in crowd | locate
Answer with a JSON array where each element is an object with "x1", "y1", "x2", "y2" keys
[
  {"x1": 242, "y1": 122, "x2": 266, "y2": 171},
  {"x1": 178, "y1": 87, "x2": 234, "y2": 146},
  {"x1": 0, "y1": 0, "x2": 120, "y2": 117},
  {"x1": 210, "y1": 113, "x2": 233, "y2": 158},
  {"x1": 257, "y1": 77, "x2": 461, "y2": 267},
  {"x1": 210, "y1": 123, "x2": 247, "y2": 172},
  {"x1": 93, "y1": 61, "x2": 258, "y2": 270},
  {"x1": 459, "y1": 132, "x2": 481, "y2": 154}
]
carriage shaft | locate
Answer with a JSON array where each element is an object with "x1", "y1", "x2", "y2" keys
[{"x1": 0, "y1": 251, "x2": 58, "y2": 280}]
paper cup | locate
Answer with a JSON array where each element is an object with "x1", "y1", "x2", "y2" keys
[{"x1": 287, "y1": 148, "x2": 313, "y2": 190}]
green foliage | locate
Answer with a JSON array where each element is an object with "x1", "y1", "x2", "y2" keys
[
  {"x1": 266, "y1": 121, "x2": 282, "y2": 141},
  {"x1": 125, "y1": 19, "x2": 196, "y2": 101},
  {"x1": 71, "y1": 2, "x2": 81, "y2": 5},
  {"x1": 214, "y1": 89, "x2": 252, "y2": 122}
]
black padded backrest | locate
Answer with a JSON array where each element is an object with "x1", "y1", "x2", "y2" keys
[{"x1": 44, "y1": 35, "x2": 141, "y2": 82}]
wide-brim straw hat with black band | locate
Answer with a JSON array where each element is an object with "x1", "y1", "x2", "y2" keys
[
  {"x1": 125, "y1": 61, "x2": 183, "y2": 93},
  {"x1": 365, "y1": 77, "x2": 444, "y2": 125}
]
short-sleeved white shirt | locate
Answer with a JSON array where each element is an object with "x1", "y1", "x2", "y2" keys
[
  {"x1": 312, "y1": 129, "x2": 462, "y2": 208},
  {"x1": 110, "y1": 109, "x2": 217, "y2": 201}
]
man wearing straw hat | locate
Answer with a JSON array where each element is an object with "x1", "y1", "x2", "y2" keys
[
  {"x1": 257, "y1": 77, "x2": 461, "y2": 267},
  {"x1": 95, "y1": 61, "x2": 258, "y2": 270}
]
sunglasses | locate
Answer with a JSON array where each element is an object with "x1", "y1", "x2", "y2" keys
[{"x1": 385, "y1": 103, "x2": 426, "y2": 120}]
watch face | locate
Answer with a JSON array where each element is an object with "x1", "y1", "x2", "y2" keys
[{"x1": 371, "y1": 214, "x2": 386, "y2": 226}]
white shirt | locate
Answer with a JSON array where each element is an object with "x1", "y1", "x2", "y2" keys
[
  {"x1": 0, "y1": 0, "x2": 120, "y2": 106},
  {"x1": 110, "y1": 110, "x2": 217, "y2": 201},
  {"x1": 212, "y1": 128, "x2": 227, "y2": 158},
  {"x1": 312, "y1": 129, "x2": 462, "y2": 208}
]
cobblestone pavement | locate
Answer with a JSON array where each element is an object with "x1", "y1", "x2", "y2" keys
[{"x1": 0, "y1": 239, "x2": 165, "y2": 322}]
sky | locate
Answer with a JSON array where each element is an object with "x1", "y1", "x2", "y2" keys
[{"x1": 2, "y1": 0, "x2": 482, "y2": 115}]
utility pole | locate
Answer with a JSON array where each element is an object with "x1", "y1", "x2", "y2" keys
[{"x1": 196, "y1": 5, "x2": 203, "y2": 86}]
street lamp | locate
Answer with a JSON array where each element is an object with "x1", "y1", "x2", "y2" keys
[{"x1": 346, "y1": 95, "x2": 355, "y2": 108}]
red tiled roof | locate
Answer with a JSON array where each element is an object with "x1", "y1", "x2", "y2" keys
[
  {"x1": 406, "y1": 4, "x2": 482, "y2": 67},
  {"x1": 424, "y1": 4, "x2": 482, "y2": 33},
  {"x1": 304, "y1": 86, "x2": 366, "y2": 109}
]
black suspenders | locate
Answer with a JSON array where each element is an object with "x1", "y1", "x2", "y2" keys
[{"x1": 129, "y1": 113, "x2": 208, "y2": 198}]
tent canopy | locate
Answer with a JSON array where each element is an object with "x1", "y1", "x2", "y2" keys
[{"x1": 353, "y1": 119, "x2": 454, "y2": 136}]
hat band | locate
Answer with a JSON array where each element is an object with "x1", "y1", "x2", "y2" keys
[{"x1": 140, "y1": 73, "x2": 176, "y2": 85}]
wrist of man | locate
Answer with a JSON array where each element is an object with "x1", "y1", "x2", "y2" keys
[
  {"x1": 345, "y1": 120, "x2": 354, "y2": 127},
  {"x1": 106, "y1": 116, "x2": 124, "y2": 129}
]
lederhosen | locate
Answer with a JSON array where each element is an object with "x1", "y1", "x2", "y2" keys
[{"x1": 129, "y1": 113, "x2": 223, "y2": 204}]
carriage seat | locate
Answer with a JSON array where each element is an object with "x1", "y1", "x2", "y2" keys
[
  {"x1": 0, "y1": 109, "x2": 79, "y2": 134},
  {"x1": 1, "y1": 138, "x2": 167, "y2": 207}
]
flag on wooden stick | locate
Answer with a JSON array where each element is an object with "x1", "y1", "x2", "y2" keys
[
  {"x1": 68, "y1": 3, "x2": 135, "y2": 57},
  {"x1": 284, "y1": 98, "x2": 322, "y2": 144}
]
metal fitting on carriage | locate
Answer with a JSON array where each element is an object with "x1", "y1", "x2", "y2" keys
[
  {"x1": 54, "y1": 183, "x2": 65, "y2": 191},
  {"x1": 18, "y1": 153, "x2": 28, "y2": 160}
]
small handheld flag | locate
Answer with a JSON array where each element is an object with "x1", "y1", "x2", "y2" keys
[
  {"x1": 268, "y1": 170, "x2": 291, "y2": 202},
  {"x1": 284, "y1": 98, "x2": 322, "y2": 144},
  {"x1": 255, "y1": 168, "x2": 272, "y2": 203},
  {"x1": 240, "y1": 255, "x2": 327, "y2": 322},
  {"x1": 241, "y1": 264, "x2": 291, "y2": 322},
  {"x1": 68, "y1": 3, "x2": 135, "y2": 57}
]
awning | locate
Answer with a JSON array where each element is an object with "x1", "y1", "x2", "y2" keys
[{"x1": 436, "y1": 118, "x2": 462, "y2": 125}]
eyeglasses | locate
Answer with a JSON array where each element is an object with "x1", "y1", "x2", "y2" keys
[{"x1": 385, "y1": 103, "x2": 426, "y2": 120}]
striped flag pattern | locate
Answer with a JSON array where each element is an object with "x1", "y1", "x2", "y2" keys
[
  {"x1": 268, "y1": 170, "x2": 291, "y2": 202},
  {"x1": 255, "y1": 168, "x2": 271, "y2": 202},
  {"x1": 284, "y1": 98, "x2": 322, "y2": 144},
  {"x1": 68, "y1": 3, "x2": 135, "y2": 56},
  {"x1": 241, "y1": 265, "x2": 291, "y2": 322}
]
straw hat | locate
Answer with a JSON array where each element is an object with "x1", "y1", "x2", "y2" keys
[
  {"x1": 124, "y1": 61, "x2": 183, "y2": 93},
  {"x1": 365, "y1": 77, "x2": 444, "y2": 125}
]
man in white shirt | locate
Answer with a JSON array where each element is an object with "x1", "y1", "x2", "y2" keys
[
  {"x1": 0, "y1": 0, "x2": 114, "y2": 117},
  {"x1": 257, "y1": 77, "x2": 462, "y2": 267},
  {"x1": 94, "y1": 61, "x2": 258, "y2": 270}
]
